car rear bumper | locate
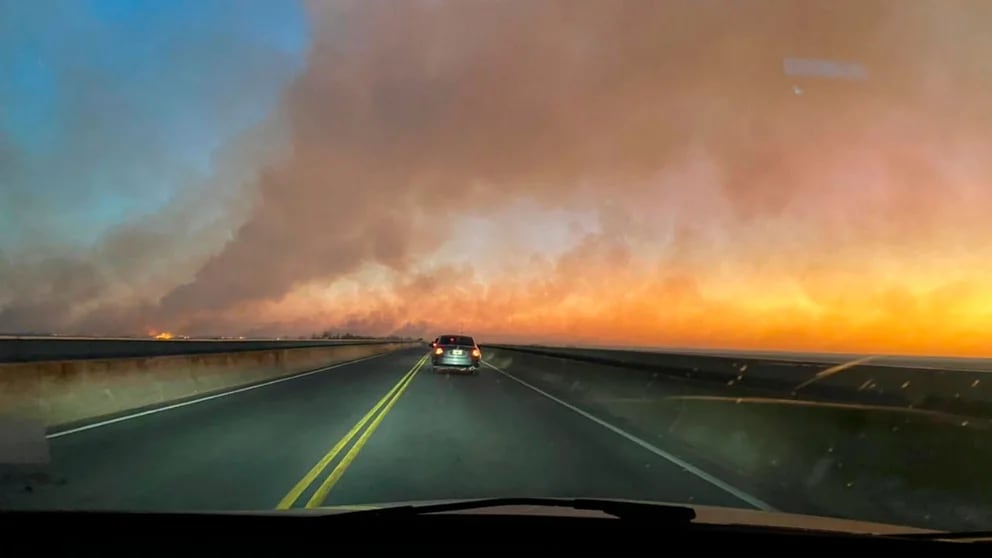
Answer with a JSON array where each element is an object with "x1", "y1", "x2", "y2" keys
[{"x1": 432, "y1": 355, "x2": 480, "y2": 368}]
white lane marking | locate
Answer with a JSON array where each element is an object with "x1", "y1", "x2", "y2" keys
[
  {"x1": 47, "y1": 352, "x2": 398, "y2": 439},
  {"x1": 793, "y1": 356, "x2": 877, "y2": 392},
  {"x1": 482, "y1": 360, "x2": 776, "y2": 512}
]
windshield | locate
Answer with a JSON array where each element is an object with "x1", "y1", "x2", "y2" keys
[
  {"x1": 2, "y1": 0, "x2": 991, "y2": 535},
  {"x1": 437, "y1": 336, "x2": 474, "y2": 346}
]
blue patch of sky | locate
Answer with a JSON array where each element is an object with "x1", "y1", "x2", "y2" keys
[{"x1": 0, "y1": 0, "x2": 309, "y2": 248}]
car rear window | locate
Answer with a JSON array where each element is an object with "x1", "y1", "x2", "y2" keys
[{"x1": 438, "y1": 335, "x2": 474, "y2": 346}]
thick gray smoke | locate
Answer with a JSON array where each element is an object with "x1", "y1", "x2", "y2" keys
[
  {"x1": 6, "y1": 1, "x2": 992, "y2": 351},
  {"x1": 0, "y1": 1, "x2": 300, "y2": 334},
  {"x1": 159, "y1": 1, "x2": 992, "y2": 335}
]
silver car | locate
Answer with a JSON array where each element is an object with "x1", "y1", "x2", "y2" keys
[{"x1": 431, "y1": 334, "x2": 481, "y2": 374}]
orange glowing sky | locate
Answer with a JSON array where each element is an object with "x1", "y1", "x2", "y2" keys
[{"x1": 6, "y1": 1, "x2": 992, "y2": 357}]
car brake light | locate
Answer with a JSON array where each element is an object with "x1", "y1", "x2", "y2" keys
[
  {"x1": 434, "y1": 347, "x2": 444, "y2": 355},
  {"x1": 471, "y1": 348, "x2": 481, "y2": 358}
]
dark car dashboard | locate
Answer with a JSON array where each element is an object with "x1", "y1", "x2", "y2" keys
[{"x1": 6, "y1": 508, "x2": 987, "y2": 554}]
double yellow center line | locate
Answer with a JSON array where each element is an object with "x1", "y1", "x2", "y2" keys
[{"x1": 276, "y1": 354, "x2": 428, "y2": 509}]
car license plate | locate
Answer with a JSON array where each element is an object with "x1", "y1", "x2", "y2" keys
[{"x1": 452, "y1": 349, "x2": 463, "y2": 355}]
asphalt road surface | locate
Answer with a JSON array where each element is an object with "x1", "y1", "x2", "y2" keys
[{"x1": 0, "y1": 347, "x2": 761, "y2": 512}]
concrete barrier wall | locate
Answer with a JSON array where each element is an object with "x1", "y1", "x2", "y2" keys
[
  {"x1": 482, "y1": 347, "x2": 992, "y2": 531},
  {"x1": 0, "y1": 337, "x2": 414, "y2": 363},
  {"x1": 0, "y1": 342, "x2": 417, "y2": 428},
  {"x1": 481, "y1": 344, "x2": 992, "y2": 418}
]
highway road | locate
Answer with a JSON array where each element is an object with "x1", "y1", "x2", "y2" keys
[{"x1": 0, "y1": 347, "x2": 762, "y2": 513}]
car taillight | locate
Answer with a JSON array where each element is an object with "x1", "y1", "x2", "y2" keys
[
  {"x1": 434, "y1": 347, "x2": 444, "y2": 355},
  {"x1": 471, "y1": 348, "x2": 481, "y2": 358}
]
